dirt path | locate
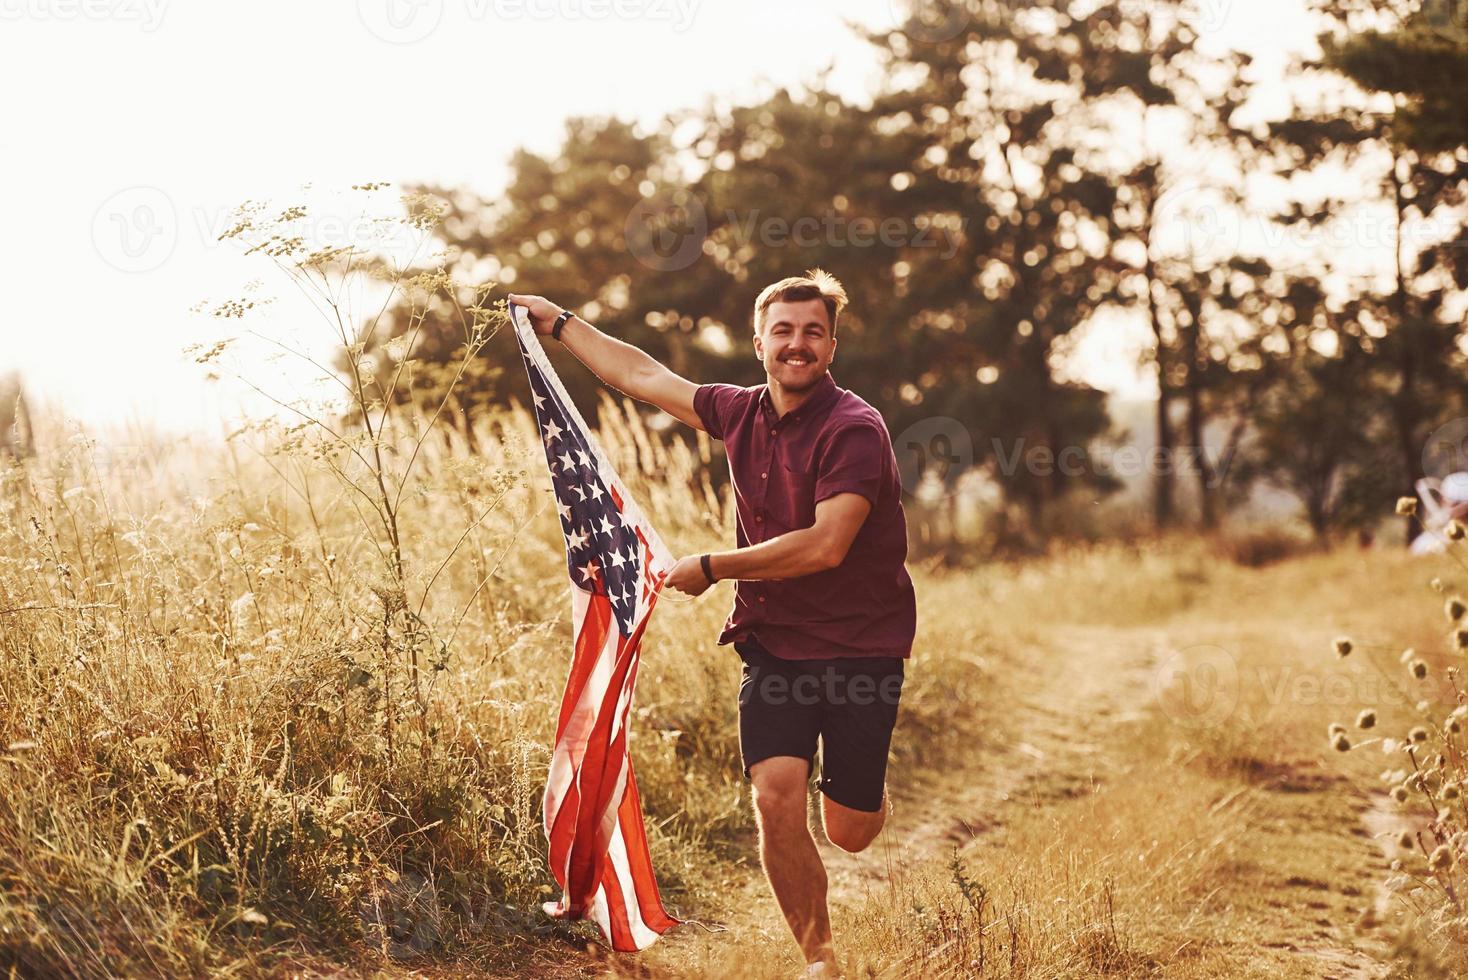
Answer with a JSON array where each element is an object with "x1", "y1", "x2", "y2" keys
[{"x1": 628, "y1": 615, "x2": 1396, "y2": 979}]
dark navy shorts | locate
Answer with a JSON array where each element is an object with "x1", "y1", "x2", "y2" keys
[{"x1": 734, "y1": 632, "x2": 905, "y2": 813}]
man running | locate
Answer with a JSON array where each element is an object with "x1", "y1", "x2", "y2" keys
[{"x1": 508, "y1": 269, "x2": 916, "y2": 976}]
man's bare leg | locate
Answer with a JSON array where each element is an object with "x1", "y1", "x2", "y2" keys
[
  {"x1": 749, "y1": 756, "x2": 837, "y2": 970},
  {"x1": 821, "y1": 790, "x2": 888, "y2": 853}
]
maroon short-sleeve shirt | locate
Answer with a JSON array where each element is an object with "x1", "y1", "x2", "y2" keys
[{"x1": 694, "y1": 370, "x2": 917, "y2": 661}]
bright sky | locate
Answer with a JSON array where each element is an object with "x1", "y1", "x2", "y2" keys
[{"x1": 1, "y1": 0, "x2": 1409, "y2": 436}]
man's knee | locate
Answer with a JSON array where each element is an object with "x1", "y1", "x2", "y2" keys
[
  {"x1": 824, "y1": 813, "x2": 883, "y2": 853},
  {"x1": 750, "y1": 757, "x2": 810, "y2": 828}
]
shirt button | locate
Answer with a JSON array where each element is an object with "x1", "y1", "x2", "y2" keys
[
  {"x1": 755, "y1": 515, "x2": 763, "y2": 523},
  {"x1": 760, "y1": 471, "x2": 768, "y2": 479},
  {"x1": 758, "y1": 596, "x2": 766, "y2": 603}
]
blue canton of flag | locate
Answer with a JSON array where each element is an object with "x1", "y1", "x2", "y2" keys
[{"x1": 524, "y1": 363, "x2": 649, "y2": 636}]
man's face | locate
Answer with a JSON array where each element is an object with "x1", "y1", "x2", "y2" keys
[{"x1": 754, "y1": 298, "x2": 837, "y2": 392}]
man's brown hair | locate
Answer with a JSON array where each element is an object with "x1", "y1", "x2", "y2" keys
[{"x1": 752, "y1": 268, "x2": 849, "y2": 335}]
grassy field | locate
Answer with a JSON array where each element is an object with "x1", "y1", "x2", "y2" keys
[{"x1": 2, "y1": 402, "x2": 1465, "y2": 978}]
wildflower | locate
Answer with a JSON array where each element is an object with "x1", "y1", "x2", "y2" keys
[
  {"x1": 1410, "y1": 727, "x2": 1430, "y2": 743},
  {"x1": 1401, "y1": 647, "x2": 1418, "y2": 664},
  {"x1": 1400, "y1": 830, "x2": 1417, "y2": 849},
  {"x1": 1335, "y1": 637, "x2": 1354, "y2": 658},
  {"x1": 1330, "y1": 722, "x2": 1348, "y2": 738},
  {"x1": 1393, "y1": 785, "x2": 1410, "y2": 803},
  {"x1": 1455, "y1": 629, "x2": 1468, "y2": 650},
  {"x1": 1398, "y1": 496, "x2": 1420, "y2": 517},
  {"x1": 371, "y1": 584, "x2": 407, "y2": 615},
  {"x1": 1431, "y1": 845, "x2": 1456, "y2": 872},
  {"x1": 1449, "y1": 717, "x2": 1463, "y2": 735},
  {"x1": 1444, "y1": 783, "x2": 1461, "y2": 800},
  {"x1": 1432, "y1": 577, "x2": 1445, "y2": 592},
  {"x1": 1449, "y1": 520, "x2": 1467, "y2": 541},
  {"x1": 1334, "y1": 733, "x2": 1352, "y2": 752},
  {"x1": 1357, "y1": 710, "x2": 1377, "y2": 730},
  {"x1": 1384, "y1": 738, "x2": 1400, "y2": 754},
  {"x1": 1411, "y1": 660, "x2": 1430, "y2": 679},
  {"x1": 1449, "y1": 597, "x2": 1467, "y2": 622}
]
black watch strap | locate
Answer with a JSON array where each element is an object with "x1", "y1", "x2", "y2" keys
[
  {"x1": 699, "y1": 553, "x2": 716, "y2": 584},
  {"x1": 552, "y1": 310, "x2": 574, "y2": 341}
]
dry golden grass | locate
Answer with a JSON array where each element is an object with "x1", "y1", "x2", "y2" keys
[
  {"x1": 2, "y1": 413, "x2": 1457, "y2": 979},
  {"x1": 0, "y1": 396, "x2": 747, "y2": 977},
  {"x1": 619, "y1": 540, "x2": 1468, "y2": 980}
]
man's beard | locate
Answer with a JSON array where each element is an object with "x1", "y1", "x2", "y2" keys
[{"x1": 772, "y1": 358, "x2": 824, "y2": 391}]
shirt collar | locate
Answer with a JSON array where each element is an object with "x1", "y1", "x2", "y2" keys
[{"x1": 758, "y1": 370, "x2": 840, "y2": 424}]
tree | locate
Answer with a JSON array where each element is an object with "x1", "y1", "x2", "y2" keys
[
  {"x1": 1235, "y1": 280, "x2": 1400, "y2": 536},
  {"x1": 1319, "y1": 0, "x2": 1468, "y2": 155},
  {"x1": 857, "y1": 0, "x2": 1137, "y2": 531},
  {"x1": 1061, "y1": 0, "x2": 1266, "y2": 529},
  {"x1": 1258, "y1": 0, "x2": 1468, "y2": 541}
]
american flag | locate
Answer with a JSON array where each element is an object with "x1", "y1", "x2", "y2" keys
[{"x1": 508, "y1": 301, "x2": 681, "y2": 951}]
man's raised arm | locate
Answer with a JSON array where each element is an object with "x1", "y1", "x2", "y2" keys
[{"x1": 507, "y1": 293, "x2": 704, "y2": 432}]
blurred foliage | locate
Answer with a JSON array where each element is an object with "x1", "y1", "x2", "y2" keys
[{"x1": 342, "y1": 0, "x2": 1468, "y2": 546}]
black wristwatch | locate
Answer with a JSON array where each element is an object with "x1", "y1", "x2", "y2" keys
[
  {"x1": 699, "y1": 553, "x2": 716, "y2": 585},
  {"x1": 551, "y1": 310, "x2": 574, "y2": 342}
]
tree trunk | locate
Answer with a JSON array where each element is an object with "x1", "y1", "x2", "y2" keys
[
  {"x1": 1144, "y1": 179, "x2": 1175, "y2": 530},
  {"x1": 1389, "y1": 147, "x2": 1424, "y2": 547}
]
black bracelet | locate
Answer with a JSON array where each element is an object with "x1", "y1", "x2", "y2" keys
[
  {"x1": 552, "y1": 310, "x2": 574, "y2": 341},
  {"x1": 699, "y1": 553, "x2": 716, "y2": 584}
]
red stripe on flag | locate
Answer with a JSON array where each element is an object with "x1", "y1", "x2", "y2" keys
[
  {"x1": 616, "y1": 760, "x2": 680, "y2": 933},
  {"x1": 554, "y1": 585, "x2": 613, "y2": 741}
]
